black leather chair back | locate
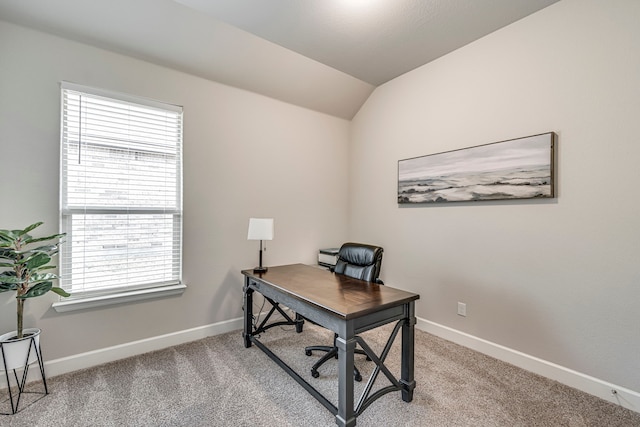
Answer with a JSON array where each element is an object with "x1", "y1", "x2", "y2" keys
[{"x1": 333, "y1": 242, "x2": 383, "y2": 282}]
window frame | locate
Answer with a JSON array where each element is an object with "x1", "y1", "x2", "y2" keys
[{"x1": 54, "y1": 82, "x2": 185, "y2": 312}]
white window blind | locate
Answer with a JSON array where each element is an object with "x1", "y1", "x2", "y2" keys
[{"x1": 60, "y1": 82, "x2": 183, "y2": 299}]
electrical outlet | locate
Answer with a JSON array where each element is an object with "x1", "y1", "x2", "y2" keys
[{"x1": 457, "y1": 302, "x2": 467, "y2": 317}]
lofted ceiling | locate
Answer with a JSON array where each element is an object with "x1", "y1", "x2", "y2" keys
[{"x1": 0, "y1": 0, "x2": 559, "y2": 119}]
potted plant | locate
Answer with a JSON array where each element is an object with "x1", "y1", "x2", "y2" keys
[{"x1": 0, "y1": 222, "x2": 69, "y2": 372}]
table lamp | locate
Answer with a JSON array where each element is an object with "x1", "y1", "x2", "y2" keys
[{"x1": 247, "y1": 218, "x2": 274, "y2": 273}]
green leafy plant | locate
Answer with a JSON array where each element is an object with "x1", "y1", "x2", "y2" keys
[{"x1": 0, "y1": 222, "x2": 69, "y2": 339}]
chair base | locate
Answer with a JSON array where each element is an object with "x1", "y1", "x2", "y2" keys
[{"x1": 305, "y1": 343, "x2": 371, "y2": 382}]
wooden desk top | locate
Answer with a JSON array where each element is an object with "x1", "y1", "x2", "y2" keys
[{"x1": 242, "y1": 263, "x2": 419, "y2": 320}]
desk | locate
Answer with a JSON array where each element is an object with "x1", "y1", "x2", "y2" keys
[{"x1": 242, "y1": 263, "x2": 419, "y2": 427}]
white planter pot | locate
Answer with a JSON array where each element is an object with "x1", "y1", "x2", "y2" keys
[{"x1": 0, "y1": 328, "x2": 41, "y2": 371}]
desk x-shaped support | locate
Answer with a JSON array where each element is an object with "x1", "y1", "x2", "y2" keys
[
  {"x1": 352, "y1": 320, "x2": 413, "y2": 416},
  {"x1": 248, "y1": 296, "x2": 305, "y2": 336}
]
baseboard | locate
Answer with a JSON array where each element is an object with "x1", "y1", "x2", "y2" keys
[
  {"x1": 43, "y1": 317, "x2": 244, "y2": 379},
  {"x1": 416, "y1": 317, "x2": 640, "y2": 414}
]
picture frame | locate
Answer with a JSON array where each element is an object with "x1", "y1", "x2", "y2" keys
[{"x1": 398, "y1": 132, "x2": 555, "y2": 204}]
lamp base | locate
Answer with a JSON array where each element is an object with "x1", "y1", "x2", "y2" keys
[{"x1": 253, "y1": 266, "x2": 268, "y2": 274}]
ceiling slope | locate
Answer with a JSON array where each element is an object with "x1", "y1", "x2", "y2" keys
[
  {"x1": 176, "y1": 0, "x2": 560, "y2": 86},
  {"x1": 0, "y1": 0, "x2": 559, "y2": 119},
  {"x1": 0, "y1": 0, "x2": 373, "y2": 119}
]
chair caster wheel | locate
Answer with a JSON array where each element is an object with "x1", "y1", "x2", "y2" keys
[
  {"x1": 355, "y1": 373, "x2": 362, "y2": 382},
  {"x1": 305, "y1": 350, "x2": 312, "y2": 356},
  {"x1": 311, "y1": 370, "x2": 319, "y2": 378}
]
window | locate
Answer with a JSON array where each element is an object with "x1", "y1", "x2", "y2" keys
[{"x1": 57, "y1": 82, "x2": 183, "y2": 310}]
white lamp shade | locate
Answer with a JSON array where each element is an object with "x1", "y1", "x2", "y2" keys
[{"x1": 247, "y1": 218, "x2": 274, "y2": 241}]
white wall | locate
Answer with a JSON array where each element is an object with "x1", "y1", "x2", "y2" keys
[
  {"x1": 0, "y1": 21, "x2": 349, "y2": 360},
  {"x1": 350, "y1": 0, "x2": 640, "y2": 395}
]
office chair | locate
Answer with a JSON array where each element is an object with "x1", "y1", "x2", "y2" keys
[{"x1": 305, "y1": 242, "x2": 384, "y2": 382}]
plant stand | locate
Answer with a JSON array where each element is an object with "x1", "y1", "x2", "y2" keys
[{"x1": 1, "y1": 334, "x2": 48, "y2": 415}]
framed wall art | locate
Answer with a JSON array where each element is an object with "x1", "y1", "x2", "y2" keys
[{"x1": 398, "y1": 132, "x2": 555, "y2": 204}]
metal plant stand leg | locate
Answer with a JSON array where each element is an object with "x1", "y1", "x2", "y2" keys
[{"x1": 1, "y1": 336, "x2": 48, "y2": 415}]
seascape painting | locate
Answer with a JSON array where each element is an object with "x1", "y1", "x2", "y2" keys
[{"x1": 398, "y1": 132, "x2": 555, "y2": 204}]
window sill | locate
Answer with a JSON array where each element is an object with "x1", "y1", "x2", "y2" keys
[{"x1": 52, "y1": 284, "x2": 187, "y2": 313}]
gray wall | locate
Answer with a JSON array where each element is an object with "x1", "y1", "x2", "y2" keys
[
  {"x1": 349, "y1": 0, "x2": 640, "y2": 392},
  {"x1": 0, "y1": 20, "x2": 349, "y2": 360}
]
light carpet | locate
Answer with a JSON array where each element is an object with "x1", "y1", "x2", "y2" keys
[{"x1": 3, "y1": 323, "x2": 639, "y2": 426}]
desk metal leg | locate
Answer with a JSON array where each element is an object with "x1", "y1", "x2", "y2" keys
[
  {"x1": 400, "y1": 301, "x2": 416, "y2": 402},
  {"x1": 335, "y1": 335, "x2": 357, "y2": 427},
  {"x1": 294, "y1": 313, "x2": 304, "y2": 333},
  {"x1": 243, "y1": 278, "x2": 254, "y2": 348}
]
